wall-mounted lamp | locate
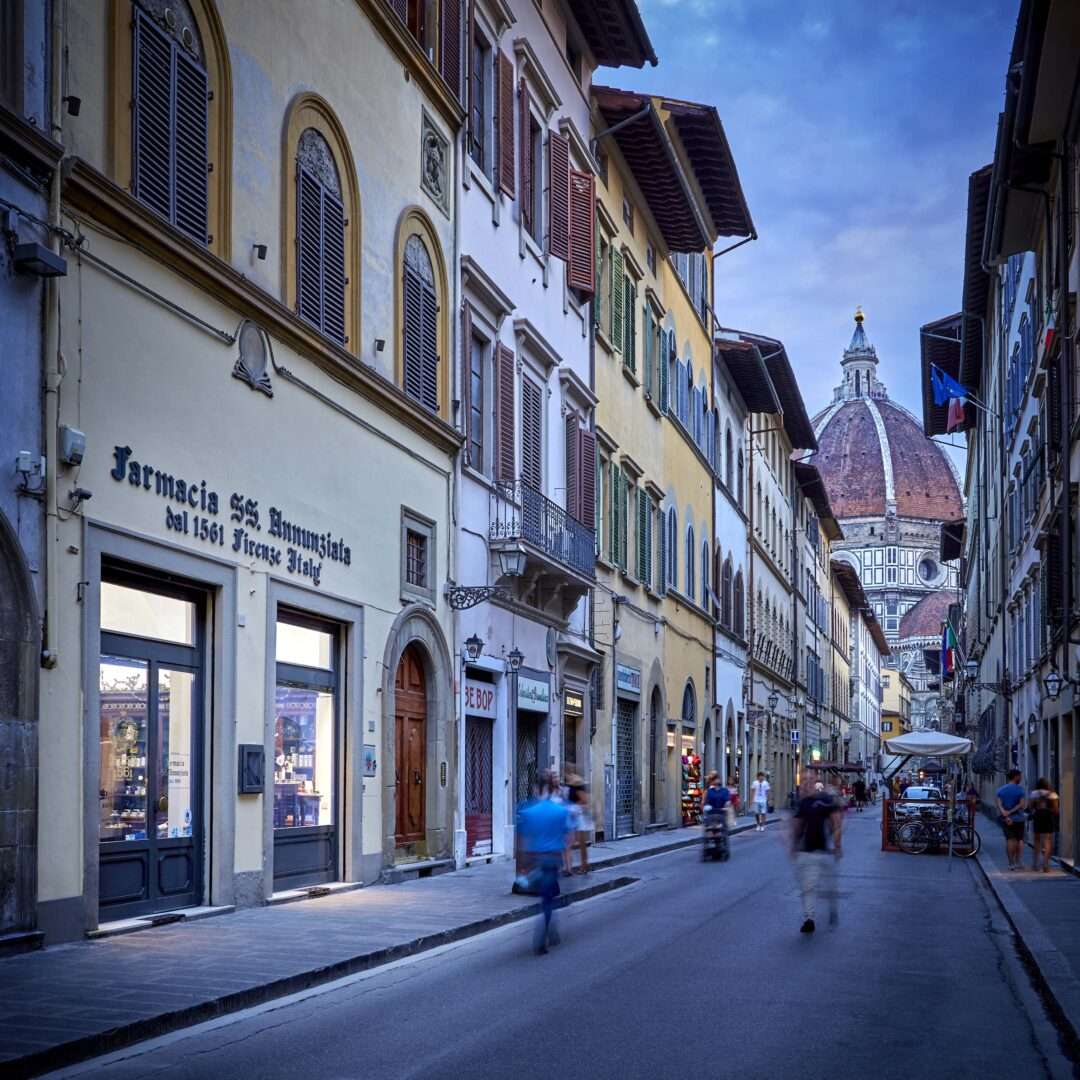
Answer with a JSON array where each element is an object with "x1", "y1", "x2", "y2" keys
[
  {"x1": 63, "y1": 95, "x2": 82, "y2": 116},
  {"x1": 464, "y1": 634, "x2": 484, "y2": 662},
  {"x1": 374, "y1": 337, "x2": 387, "y2": 352},
  {"x1": 507, "y1": 646, "x2": 524, "y2": 673},
  {"x1": 496, "y1": 545, "x2": 526, "y2": 578},
  {"x1": 252, "y1": 243, "x2": 268, "y2": 261},
  {"x1": 767, "y1": 690, "x2": 779, "y2": 712}
]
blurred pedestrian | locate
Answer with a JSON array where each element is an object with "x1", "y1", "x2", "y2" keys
[
  {"x1": 518, "y1": 771, "x2": 572, "y2": 954},
  {"x1": 566, "y1": 774, "x2": 592, "y2": 874},
  {"x1": 869, "y1": 779, "x2": 879, "y2": 805},
  {"x1": 1029, "y1": 778, "x2": 1059, "y2": 873},
  {"x1": 751, "y1": 772, "x2": 770, "y2": 831},
  {"x1": 852, "y1": 777, "x2": 867, "y2": 812},
  {"x1": 996, "y1": 768, "x2": 1027, "y2": 871},
  {"x1": 791, "y1": 781, "x2": 843, "y2": 934}
]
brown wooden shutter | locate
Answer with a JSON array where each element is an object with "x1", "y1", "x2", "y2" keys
[
  {"x1": 497, "y1": 51, "x2": 515, "y2": 197},
  {"x1": 580, "y1": 429, "x2": 596, "y2": 530},
  {"x1": 565, "y1": 414, "x2": 579, "y2": 520},
  {"x1": 567, "y1": 169, "x2": 596, "y2": 294},
  {"x1": 496, "y1": 342, "x2": 516, "y2": 482},
  {"x1": 519, "y1": 77, "x2": 531, "y2": 230},
  {"x1": 465, "y1": 0, "x2": 476, "y2": 150},
  {"x1": 548, "y1": 133, "x2": 569, "y2": 260},
  {"x1": 440, "y1": 0, "x2": 462, "y2": 101},
  {"x1": 461, "y1": 303, "x2": 473, "y2": 455},
  {"x1": 521, "y1": 377, "x2": 543, "y2": 490}
]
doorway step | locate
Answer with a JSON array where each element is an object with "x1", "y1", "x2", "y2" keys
[{"x1": 381, "y1": 857, "x2": 454, "y2": 884}]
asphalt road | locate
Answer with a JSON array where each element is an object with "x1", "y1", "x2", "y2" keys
[{"x1": 51, "y1": 813, "x2": 1073, "y2": 1080}]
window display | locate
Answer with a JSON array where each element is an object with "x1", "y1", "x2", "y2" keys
[
  {"x1": 274, "y1": 685, "x2": 334, "y2": 828},
  {"x1": 99, "y1": 656, "x2": 149, "y2": 842}
]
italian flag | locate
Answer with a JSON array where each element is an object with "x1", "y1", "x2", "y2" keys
[{"x1": 941, "y1": 623, "x2": 957, "y2": 677}]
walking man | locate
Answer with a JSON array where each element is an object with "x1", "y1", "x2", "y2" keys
[
  {"x1": 995, "y1": 768, "x2": 1027, "y2": 871},
  {"x1": 791, "y1": 781, "x2": 843, "y2": 934},
  {"x1": 517, "y1": 771, "x2": 572, "y2": 954},
  {"x1": 750, "y1": 771, "x2": 770, "y2": 831}
]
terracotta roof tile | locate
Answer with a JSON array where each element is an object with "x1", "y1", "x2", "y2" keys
[{"x1": 899, "y1": 589, "x2": 953, "y2": 641}]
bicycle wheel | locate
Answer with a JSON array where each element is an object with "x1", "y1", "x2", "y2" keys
[
  {"x1": 950, "y1": 826, "x2": 980, "y2": 858},
  {"x1": 897, "y1": 821, "x2": 929, "y2": 854}
]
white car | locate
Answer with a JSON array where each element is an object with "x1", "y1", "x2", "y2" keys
[{"x1": 893, "y1": 786, "x2": 944, "y2": 821}]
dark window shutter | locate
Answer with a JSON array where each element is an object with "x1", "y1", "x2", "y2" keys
[
  {"x1": 567, "y1": 169, "x2": 596, "y2": 295},
  {"x1": 521, "y1": 377, "x2": 543, "y2": 490},
  {"x1": 497, "y1": 51, "x2": 515, "y2": 197},
  {"x1": 608, "y1": 461, "x2": 618, "y2": 563},
  {"x1": 565, "y1": 414, "x2": 579, "y2": 520},
  {"x1": 637, "y1": 486, "x2": 647, "y2": 581},
  {"x1": 133, "y1": 10, "x2": 174, "y2": 223},
  {"x1": 658, "y1": 509, "x2": 667, "y2": 595},
  {"x1": 296, "y1": 164, "x2": 324, "y2": 330},
  {"x1": 320, "y1": 187, "x2": 347, "y2": 345},
  {"x1": 659, "y1": 329, "x2": 670, "y2": 413},
  {"x1": 402, "y1": 263, "x2": 426, "y2": 402},
  {"x1": 496, "y1": 343, "x2": 516, "y2": 481},
  {"x1": 643, "y1": 304, "x2": 654, "y2": 395},
  {"x1": 174, "y1": 50, "x2": 209, "y2": 243},
  {"x1": 580, "y1": 429, "x2": 596, "y2": 531},
  {"x1": 611, "y1": 249, "x2": 624, "y2": 351},
  {"x1": 461, "y1": 303, "x2": 473, "y2": 454},
  {"x1": 548, "y1": 133, "x2": 569, "y2": 260},
  {"x1": 388, "y1": 0, "x2": 407, "y2": 20},
  {"x1": 439, "y1": 0, "x2": 462, "y2": 101},
  {"x1": 519, "y1": 77, "x2": 531, "y2": 229},
  {"x1": 421, "y1": 278, "x2": 439, "y2": 412},
  {"x1": 618, "y1": 471, "x2": 628, "y2": 570},
  {"x1": 1048, "y1": 353, "x2": 1063, "y2": 452},
  {"x1": 465, "y1": 0, "x2": 476, "y2": 150},
  {"x1": 1046, "y1": 518, "x2": 1065, "y2": 626}
]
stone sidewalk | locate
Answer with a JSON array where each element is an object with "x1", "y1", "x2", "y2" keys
[
  {"x1": 975, "y1": 813, "x2": 1080, "y2": 1056},
  {"x1": 0, "y1": 816, "x2": 777, "y2": 1077}
]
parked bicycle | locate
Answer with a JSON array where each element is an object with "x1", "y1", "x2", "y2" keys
[{"x1": 896, "y1": 817, "x2": 980, "y2": 858}]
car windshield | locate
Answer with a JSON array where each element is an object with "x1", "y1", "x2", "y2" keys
[{"x1": 904, "y1": 787, "x2": 941, "y2": 799}]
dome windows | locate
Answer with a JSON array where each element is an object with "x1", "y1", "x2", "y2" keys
[{"x1": 918, "y1": 554, "x2": 942, "y2": 586}]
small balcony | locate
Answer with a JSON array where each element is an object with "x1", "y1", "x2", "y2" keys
[{"x1": 489, "y1": 479, "x2": 595, "y2": 622}]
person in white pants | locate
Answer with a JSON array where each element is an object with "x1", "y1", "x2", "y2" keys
[
  {"x1": 750, "y1": 772, "x2": 770, "y2": 831},
  {"x1": 791, "y1": 782, "x2": 843, "y2": 934}
]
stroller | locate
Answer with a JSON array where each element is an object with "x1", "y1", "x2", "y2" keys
[{"x1": 702, "y1": 807, "x2": 730, "y2": 861}]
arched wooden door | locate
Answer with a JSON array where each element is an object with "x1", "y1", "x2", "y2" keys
[{"x1": 394, "y1": 645, "x2": 427, "y2": 846}]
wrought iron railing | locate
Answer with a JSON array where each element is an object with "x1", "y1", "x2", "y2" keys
[{"x1": 490, "y1": 479, "x2": 595, "y2": 580}]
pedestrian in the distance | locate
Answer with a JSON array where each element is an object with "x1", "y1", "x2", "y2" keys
[
  {"x1": 869, "y1": 779, "x2": 879, "y2": 805},
  {"x1": 751, "y1": 772, "x2": 770, "y2": 831},
  {"x1": 566, "y1": 774, "x2": 592, "y2": 875},
  {"x1": 852, "y1": 777, "x2": 867, "y2": 812},
  {"x1": 1028, "y1": 778, "x2": 1059, "y2": 873},
  {"x1": 791, "y1": 781, "x2": 843, "y2": 934},
  {"x1": 995, "y1": 768, "x2": 1027, "y2": 871},
  {"x1": 517, "y1": 771, "x2": 572, "y2": 954}
]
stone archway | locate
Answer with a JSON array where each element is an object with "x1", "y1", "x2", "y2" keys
[
  {"x1": 380, "y1": 605, "x2": 453, "y2": 867},
  {"x1": 0, "y1": 511, "x2": 39, "y2": 940}
]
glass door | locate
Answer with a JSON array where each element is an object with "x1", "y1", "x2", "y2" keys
[
  {"x1": 273, "y1": 615, "x2": 339, "y2": 890},
  {"x1": 98, "y1": 577, "x2": 202, "y2": 919}
]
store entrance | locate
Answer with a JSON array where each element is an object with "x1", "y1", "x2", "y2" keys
[
  {"x1": 615, "y1": 699, "x2": 636, "y2": 837},
  {"x1": 516, "y1": 713, "x2": 540, "y2": 804},
  {"x1": 273, "y1": 614, "x2": 339, "y2": 891},
  {"x1": 649, "y1": 689, "x2": 661, "y2": 824},
  {"x1": 395, "y1": 645, "x2": 427, "y2": 848},
  {"x1": 465, "y1": 717, "x2": 493, "y2": 857},
  {"x1": 98, "y1": 578, "x2": 203, "y2": 920}
]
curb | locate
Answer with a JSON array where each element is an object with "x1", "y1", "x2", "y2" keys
[
  {"x1": 7, "y1": 874, "x2": 636, "y2": 1079},
  {"x1": 973, "y1": 843, "x2": 1080, "y2": 1062}
]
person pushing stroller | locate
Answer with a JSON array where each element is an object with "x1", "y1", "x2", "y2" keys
[{"x1": 701, "y1": 772, "x2": 731, "y2": 861}]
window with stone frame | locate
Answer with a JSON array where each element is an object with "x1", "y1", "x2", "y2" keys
[
  {"x1": 468, "y1": 26, "x2": 492, "y2": 174},
  {"x1": 400, "y1": 508, "x2": 436, "y2": 605}
]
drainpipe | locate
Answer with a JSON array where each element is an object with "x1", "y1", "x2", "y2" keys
[{"x1": 41, "y1": 0, "x2": 65, "y2": 669}]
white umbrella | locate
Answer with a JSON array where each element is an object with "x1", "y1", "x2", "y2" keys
[{"x1": 882, "y1": 731, "x2": 973, "y2": 757}]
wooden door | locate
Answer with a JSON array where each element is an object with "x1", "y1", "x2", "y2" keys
[{"x1": 394, "y1": 645, "x2": 427, "y2": 845}]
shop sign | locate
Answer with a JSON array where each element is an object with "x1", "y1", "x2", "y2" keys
[
  {"x1": 109, "y1": 444, "x2": 353, "y2": 589},
  {"x1": 517, "y1": 675, "x2": 550, "y2": 713},
  {"x1": 616, "y1": 664, "x2": 641, "y2": 698},
  {"x1": 464, "y1": 678, "x2": 497, "y2": 719},
  {"x1": 563, "y1": 690, "x2": 584, "y2": 715}
]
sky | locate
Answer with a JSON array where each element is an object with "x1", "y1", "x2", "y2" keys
[{"x1": 607, "y1": 0, "x2": 1017, "y2": 427}]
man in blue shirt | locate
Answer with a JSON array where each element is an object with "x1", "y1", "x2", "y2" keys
[
  {"x1": 996, "y1": 769, "x2": 1027, "y2": 870},
  {"x1": 518, "y1": 772, "x2": 572, "y2": 954}
]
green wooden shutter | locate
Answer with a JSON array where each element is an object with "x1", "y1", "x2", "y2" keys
[
  {"x1": 659, "y1": 328, "x2": 669, "y2": 413},
  {"x1": 643, "y1": 304, "x2": 654, "y2": 397},
  {"x1": 608, "y1": 460, "x2": 618, "y2": 563},
  {"x1": 637, "y1": 486, "x2": 647, "y2": 580},
  {"x1": 618, "y1": 470, "x2": 628, "y2": 569},
  {"x1": 657, "y1": 508, "x2": 667, "y2": 595},
  {"x1": 611, "y1": 248, "x2": 624, "y2": 350},
  {"x1": 623, "y1": 277, "x2": 633, "y2": 369}
]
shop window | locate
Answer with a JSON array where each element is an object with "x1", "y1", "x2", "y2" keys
[
  {"x1": 101, "y1": 580, "x2": 196, "y2": 645},
  {"x1": 400, "y1": 508, "x2": 437, "y2": 606}
]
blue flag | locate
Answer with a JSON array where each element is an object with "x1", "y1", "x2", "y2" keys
[{"x1": 931, "y1": 364, "x2": 970, "y2": 407}]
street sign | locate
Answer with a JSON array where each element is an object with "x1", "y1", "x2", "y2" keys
[{"x1": 791, "y1": 729, "x2": 800, "y2": 745}]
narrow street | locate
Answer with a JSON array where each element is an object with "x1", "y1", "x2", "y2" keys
[{"x1": 52, "y1": 816, "x2": 1071, "y2": 1080}]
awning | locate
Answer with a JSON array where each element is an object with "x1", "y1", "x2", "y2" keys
[
  {"x1": 941, "y1": 518, "x2": 966, "y2": 562},
  {"x1": 831, "y1": 558, "x2": 868, "y2": 610},
  {"x1": 725, "y1": 333, "x2": 816, "y2": 449},
  {"x1": 883, "y1": 731, "x2": 973, "y2": 757},
  {"x1": 960, "y1": 165, "x2": 992, "y2": 392},
  {"x1": 793, "y1": 460, "x2": 842, "y2": 541},
  {"x1": 714, "y1": 336, "x2": 782, "y2": 414},
  {"x1": 565, "y1": 0, "x2": 657, "y2": 69},
  {"x1": 919, "y1": 312, "x2": 964, "y2": 436}
]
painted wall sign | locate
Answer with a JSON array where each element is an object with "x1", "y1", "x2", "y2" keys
[
  {"x1": 362, "y1": 745, "x2": 377, "y2": 778},
  {"x1": 464, "y1": 678, "x2": 497, "y2": 719},
  {"x1": 517, "y1": 675, "x2": 550, "y2": 713},
  {"x1": 563, "y1": 690, "x2": 584, "y2": 715},
  {"x1": 616, "y1": 664, "x2": 641, "y2": 697},
  {"x1": 109, "y1": 444, "x2": 352, "y2": 588}
]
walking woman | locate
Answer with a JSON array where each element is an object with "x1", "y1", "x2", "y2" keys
[{"x1": 1029, "y1": 777, "x2": 1060, "y2": 872}]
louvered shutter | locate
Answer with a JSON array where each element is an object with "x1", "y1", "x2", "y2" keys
[
  {"x1": 461, "y1": 304, "x2": 473, "y2": 452},
  {"x1": 611, "y1": 249, "x2": 624, "y2": 351},
  {"x1": 521, "y1": 377, "x2": 543, "y2": 490},
  {"x1": 321, "y1": 187, "x2": 347, "y2": 345},
  {"x1": 133, "y1": 11, "x2": 173, "y2": 223},
  {"x1": 296, "y1": 165, "x2": 323, "y2": 330},
  {"x1": 658, "y1": 510, "x2": 667, "y2": 595},
  {"x1": 659, "y1": 329, "x2": 669, "y2": 413},
  {"x1": 608, "y1": 461, "x2": 619, "y2": 563},
  {"x1": 174, "y1": 49, "x2": 209, "y2": 244},
  {"x1": 548, "y1": 133, "x2": 570, "y2": 260},
  {"x1": 644, "y1": 499, "x2": 652, "y2": 588},
  {"x1": 440, "y1": 0, "x2": 462, "y2": 101},
  {"x1": 1046, "y1": 519, "x2": 1065, "y2": 626},
  {"x1": 643, "y1": 305, "x2": 654, "y2": 396},
  {"x1": 618, "y1": 471, "x2": 628, "y2": 569},
  {"x1": 496, "y1": 343, "x2": 516, "y2": 482},
  {"x1": 519, "y1": 78, "x2": 531, "y2": 230},
  {"x1": 402, "y1": 261, "x2": 426, "y2": 402},
  {"x1": 580, "y1": 429, "x2": 596, "y2": 531},
  {"x1": 497, "y1": 52, "x2": 515, "y2": 197},
  {"x1": 387, "y1": 0, "x2": 407, "y2": 20},
  {"x1": 624, "y1": 279, "x2": 636, "y2": 369},
  {"x1": 637, "y1": 487, "x2": 647, "y2": 580},
  {"x1": 567, "y1": 169, "x2": 596, "y2": 294},
  {"x1": 565, "y1": 415, "x2": 579, "y2": 520},
  {"x1": 1048, "y1": 354, "x2": 1063, "y2": 453}
]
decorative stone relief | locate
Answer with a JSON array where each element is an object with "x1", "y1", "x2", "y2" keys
[
  {"x1": 233, "y1": 319, "x2": 273, "y2": 396},
  {"x1": 421, "y1": 113, "x2": 449, "y2": 216}
]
